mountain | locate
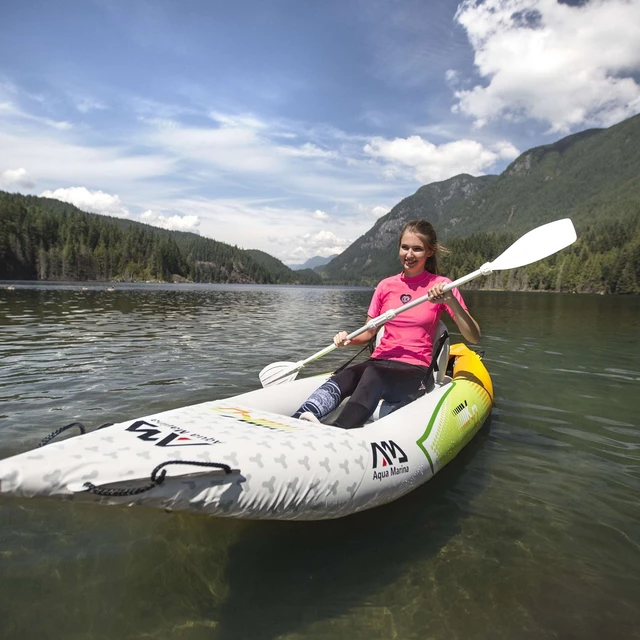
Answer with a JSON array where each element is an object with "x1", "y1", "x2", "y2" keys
[
  {"x1": 319, "y1": 174, "x2": 496, "y2": 283},
  {"x1": 435, "y1": 114, "x2": 640, "y2": 238},
  {"x1": 320, "y1": 113, "x2": 640, "y2": 291},
  {"x1": 245, "y1": 250, "x2": 321, "y2": 284},
  {"x1": 288, "y1": 254, "x2": 338, "y2": 271}
]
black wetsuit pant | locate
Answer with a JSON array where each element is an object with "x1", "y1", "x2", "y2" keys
[{"x1": 294, "y1": 358, "x2": 429, "y2": 429}]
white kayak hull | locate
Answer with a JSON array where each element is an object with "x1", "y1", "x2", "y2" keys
[{"x1": 0, "y1": 345, "x2": 493, "y2": 520}]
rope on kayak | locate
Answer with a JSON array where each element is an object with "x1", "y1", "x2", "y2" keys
[
  {"x1": 82, "y1": 460, "x2": 234, "y2": 497},
  {"x1": 37, "y1": 422, "x2": 114, "y2": 448},
  {"x1": 37, "y1": 422, "x2": 86, "y2": 448}
]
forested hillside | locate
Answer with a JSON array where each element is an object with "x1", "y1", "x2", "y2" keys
[
  {"x1": 245, "y1": 249, "x2": 322, "y2": 284},
  {"x1": 440, "y1": 214, "x2": 639, "y2": 295},
  {"x1": 436, "y1": 113, "x2": 640, "y2": 238},
  {"x1": 320, "y1": 213, "x2": 639, "y2": 294},
  {"x1": 0, "y1": 192, "x2": 318, "y2": 284}
]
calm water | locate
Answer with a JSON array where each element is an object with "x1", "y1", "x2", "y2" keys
[{"x1": 0, "y1": 282, "x2": 638, "y2": 640}]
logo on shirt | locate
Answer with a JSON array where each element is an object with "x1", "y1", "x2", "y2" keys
[{"x1": 400, "y1": 294, "x2": 412, "y2": 304}]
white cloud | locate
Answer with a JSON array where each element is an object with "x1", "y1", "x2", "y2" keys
[
  {"x1": 279, "y1": 143, "x2": 335, "y2": 159},
  {"x1": 75, "y1": 97, "x2": 107, "y2": 113},
  {"x1": 209, "y1": 111, "x2": 268, "y2": 130},
  {"x1": 165, "y1": 196, "x2": 360, "y2": 263},
  {"x1": 140, "y1": 209, "x2": 200, "y2": 233},
  {"x1": 0, "y1": 96, "x2": 72, "y2": 130},
  {"x1": 354, "y1": 202, "x2": 391, "y2": 219},
  {"x1": 144, "y1": 116, "x2": 342, "y2": 179},
  {"x1": 312, "y1": 209, "x2": 330, "y2": 221},
  {"x1": 454, "y1": 0, "x2": 640, "y2": 132},
  {"x1": 147, "y1": 124, "x2": 286, "y2": 174},
  {"x1": 0, "y1": 167, "x2": 35, "y2": 190},
  {"x1": 288, "y1": 230, "x2": 352, "y2": 261},
  {"x1": 364, "y1": 135, "x2": 519, "y2": 182},
  {"x1": 0, "y1": 130, "x2": 176, "y2": 189},
  {"x1": 371, "y1": 205, "x2": 390, "y2": 218},
  {"x1": 40, "y1": 187, "x2": 130, "y2": 217}
]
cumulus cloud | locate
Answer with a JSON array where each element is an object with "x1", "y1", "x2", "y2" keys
[
  {"x1": 40, "y1": 186, "x2": 130, "y2": 217},
  {"x1": 354, "y1": 203, "x2": 392, "y2": 219},
  {"x1": 289, "y1": 230, "x2": 352, "y2": 261},
  {"x1": 140, "y1": 210, "x2": 200, "y2": 233},
  {"x1": 454, "y1": 0, "x2": 640, "y2": 132},
  {"x1": 371, "y1": 205, "x2": 390, "y2": 218},
  {"x1": 1, "y1": 167, "x2": 35, "y2": 190},
  {"x1": 364, "y1": 135, "x2": 519, "y2": 183}
]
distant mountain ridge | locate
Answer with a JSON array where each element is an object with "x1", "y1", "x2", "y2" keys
[
  {"x1": 288, "y1": 254, "x2": 338, "y2": 271},
  {"x1": 245, "y1": 250, "x2": 321, "y2": 284}
]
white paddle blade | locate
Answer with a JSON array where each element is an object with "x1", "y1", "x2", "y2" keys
[
  {"x1": 490, "y1": 218, "x2": 577, "y2": 271},
  {"x1": 259, "y1": 361, "x2": 300, "y2": 387}
]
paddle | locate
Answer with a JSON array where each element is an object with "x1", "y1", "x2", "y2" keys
[{"x1": 260, "y1": 218, "x2": 577, "y2": 387}]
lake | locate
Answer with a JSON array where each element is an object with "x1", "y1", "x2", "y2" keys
[{"x1": 0, "y1": 282, "x2": 638, "y2": 640}]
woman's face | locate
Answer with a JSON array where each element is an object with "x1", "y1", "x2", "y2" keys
[{"x1": 399, "y1": 232, "x2": 433, "y2": 277}]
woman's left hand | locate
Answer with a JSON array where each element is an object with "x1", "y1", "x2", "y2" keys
[
  {"x1": 428, "y1": 282, "x2": 482, "y2": 344},
  {"x1": 427, "y1": 282, "x2": 453, "y2": 304}
]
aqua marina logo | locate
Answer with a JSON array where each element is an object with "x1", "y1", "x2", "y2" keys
[
  {"x1": 125, "y1": 420, "x2": 220, "y2": 447},
  {"x1": 371, "y1": 440, "x2": 409, "y2": 480}
]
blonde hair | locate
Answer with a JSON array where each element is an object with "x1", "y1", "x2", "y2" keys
[{"x1": 398, "y1": 220, "x2": 448, "y2": 274}]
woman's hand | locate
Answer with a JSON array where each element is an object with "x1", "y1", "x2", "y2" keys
[
  {"x1": 427, "y1": 282, "x2": 454, "y2": 304},
  {"x1": 428, "y1": 282, "x2": 481, "y2": 344},
  {"x1": 333, "y1": 331, "x2": 351, "y2": 347}
]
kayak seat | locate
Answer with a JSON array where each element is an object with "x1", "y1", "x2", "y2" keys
[{"x1": 370, "y1": 321, "x2": 450, "y2": 421}]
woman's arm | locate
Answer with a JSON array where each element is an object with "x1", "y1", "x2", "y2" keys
[
  {"x1": 333, "y1": 317, "x2": 378, "y2": 347},
  {"x1": 427, "y1": 283, "x2": 481, "y2": 344}
]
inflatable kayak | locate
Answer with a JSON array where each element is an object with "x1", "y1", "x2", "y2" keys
[{"x1": 0, "y1": 342, "x2": 492, "y2": 521}]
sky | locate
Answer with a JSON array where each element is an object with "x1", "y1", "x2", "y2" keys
[{"x1": 1, "y1": 0, "x2": 640, "y2": 265}]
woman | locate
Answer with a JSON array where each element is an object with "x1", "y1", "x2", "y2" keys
[{"x1": 293, "y1": 220, "x2": 481, "y2": 429}]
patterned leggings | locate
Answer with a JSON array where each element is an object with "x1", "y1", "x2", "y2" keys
[{"x1": 293, "y1": 358, "x2": 429, "y2": 429}]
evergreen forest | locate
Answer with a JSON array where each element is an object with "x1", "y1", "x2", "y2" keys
[
  {"x1": 0, "y1": 192, "x2": 318, "y2": 285},
  {"x1": 440, "y1": 214, "x2": 640, "y2": 295}
]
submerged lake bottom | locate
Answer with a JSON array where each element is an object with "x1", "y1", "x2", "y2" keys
[{"x1": 0, "y1": 282, "x2": 638, "y2": 640}]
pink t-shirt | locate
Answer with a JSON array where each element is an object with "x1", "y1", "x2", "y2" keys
[{"x1": 367, "y1": 271, "x2": 467, "y2": 367}]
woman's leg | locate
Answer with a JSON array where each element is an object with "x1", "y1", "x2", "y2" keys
[
  {"x1": 292, "y1": 362, "x2": 372, "y2": 421},
  {"x1": 292, "y1": 379, "x2": 342, "y2": 420},
  {"x1": 383, "y1": 363, "x2": 430, "y2": 404},
  {"x1": 332, "y1": 365, "x2": 386, "y2": 429},
  {"x1": 333, "y1": 361, "x2": 427, "y2": 429}
]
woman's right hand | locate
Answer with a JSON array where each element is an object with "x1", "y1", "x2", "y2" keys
[{"x1": 334, "y1": 331, "x2": 350, "y2": 347}]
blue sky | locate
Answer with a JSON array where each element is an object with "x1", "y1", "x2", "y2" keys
[{"x1": 1, "y1": 0, "x2": 639, "y2": 265}]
